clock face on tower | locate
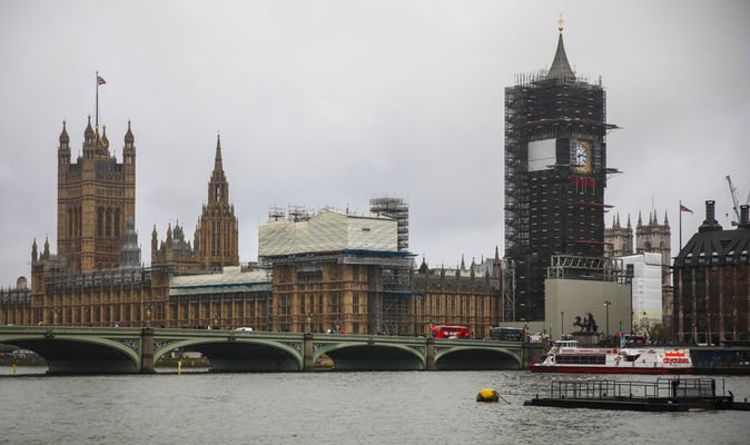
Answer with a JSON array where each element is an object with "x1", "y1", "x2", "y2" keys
[{"x1": 574, "y1": 139, "x2": 592, "y2": 174}]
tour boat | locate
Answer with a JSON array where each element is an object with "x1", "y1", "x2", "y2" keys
[{"x1": 530, "y1": 341, "x2": 692, "y2": 374}]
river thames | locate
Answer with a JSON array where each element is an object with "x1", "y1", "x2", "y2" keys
[{"x1": 1, "y1": 368, "x2": 748, "y2": 445}]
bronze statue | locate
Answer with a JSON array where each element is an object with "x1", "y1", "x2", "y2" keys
[{"x1": 573, "y1": 313, "x2": 598, "y2": 333}]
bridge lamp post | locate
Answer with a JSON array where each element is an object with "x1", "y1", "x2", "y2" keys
[
  {"x1": 52, "y1": 307, "x2": 61, "y2": 325},
  {"x1": 603, "y1": 301, "x2": 612, "y2": 342},
  {"x1": 560, "y1": 311, "x2": 564, "y2": 340},
  {"x1": 144, "y1": 304, "x2": 153, "y2": 328},
  {"x1": 213, "y1": 312, "x2": 219, "y2": 330},
  {"x1": 305, "y1": 312, "x2": 313, "y2": 334}
]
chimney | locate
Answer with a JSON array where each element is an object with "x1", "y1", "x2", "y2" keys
[
  {"x1": 740, "y1": 204, "x2": 750, "y2": 228},
  {"x1": 706, "y1": 200, "x2": 715, "y2": 221},
  {"x1": 699, "y1": 200, "x2": 722, "y2": 232}
]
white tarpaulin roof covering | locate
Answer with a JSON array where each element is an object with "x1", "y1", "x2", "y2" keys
[
  {"x1": 258, "y1": 210, "x2": 397, "y2": 257},
  {"x1": 169, "y1": 267, "x2": 272, "y2": 296}
]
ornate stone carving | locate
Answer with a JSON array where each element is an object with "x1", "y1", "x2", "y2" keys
[
  {"x1": 280, "y1": 341, "x2": 302, "y2": 354},
  {"x1": 113, "y1": 338, "x2": 139, "y2": 353},
  {"x1": 153, "y1": 338, "x2": 180, "y2": 352},
  {"x1": 406, "y1": 345, "x2": 425, "y2": 356}
]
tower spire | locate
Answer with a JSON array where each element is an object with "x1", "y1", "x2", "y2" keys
[
  {"x1": 546, "y1": 15, "x2": 575, "y2": 80},
  {"x1": 197, "y1": 132, "x2": 239, "y2": 268},
  {"x1": 124, "y1": 120, "x2": 134, "y2": 144},
  {"x1": 43, "y1": 236, "x2": 50, "y2": 259},
  {"x1": 59, "y1": 120, "x2": 69, "y2": 146},
  {"x1": 84, "y1": 115, "x2": 95, "y2": 144},
  {"x1": 214, "y1": 133, "x2": 223, "y2": 171},
  {"x1": 101, "y1": 125, "x2": 109, "y2": 150}
]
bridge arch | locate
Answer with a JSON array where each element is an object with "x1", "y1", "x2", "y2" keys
[
  {"x1": 435, "y1": 346, "x2": 522, "y2": 370},
  {"x1": 154, "y1": 338, "x2": 303, "y2": 372},
  {"x1": 0, "y1": 334, "x2": 141, "y2": 374},
  {"x1": 314, "y1": 343, "x2": 426, "y2": 371}
]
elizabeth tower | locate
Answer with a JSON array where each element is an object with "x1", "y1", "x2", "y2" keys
[{"x1": 504, "y1": 23, "x2": 614, "y2": 321}]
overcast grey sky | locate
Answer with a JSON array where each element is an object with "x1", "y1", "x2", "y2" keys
[{"x1": 1, "y1": 0, "x2": 748, "y2": 285}]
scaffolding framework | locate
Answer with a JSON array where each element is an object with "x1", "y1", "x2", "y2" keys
[
  {"x1": 504, "y1": 72, "x2": 616, "y2": 321},
  {"x1": 546, "y1": 255, "x2": 624, "y2": 281},
  {"x1": 369, "y1": 196, "x2": 409, "y2": 251}
]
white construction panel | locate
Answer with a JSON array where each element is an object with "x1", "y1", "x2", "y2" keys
[
  {"x1": 620, "y1": 253, "x2": 663, "y2": 327},
  {"x1": 528, "y1": 138, "x2": 556, "y2": 171},
  {"x1": 259, "y1": 210, "x2": 397, "y2": 256}
]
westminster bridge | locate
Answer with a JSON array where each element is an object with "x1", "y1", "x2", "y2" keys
[{"x1": 0, "y1": 326, "x2": 532, "y2": 374}]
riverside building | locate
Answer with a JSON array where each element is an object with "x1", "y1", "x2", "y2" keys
[{"x1": 673, "y1": 201, "x2": 750, "y2": 344}]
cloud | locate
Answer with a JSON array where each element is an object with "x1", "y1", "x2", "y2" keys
[{"x1": 0, "y1": 0, "x2": 748, "y2": 284}]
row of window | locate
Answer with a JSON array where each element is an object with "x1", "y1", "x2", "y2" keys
[
  {"x1": 555, "y1": 355, "x2": 606, "y2": 365},
  {"x1": 96, "y1": 207, "x2": 122, "y2": 237}
]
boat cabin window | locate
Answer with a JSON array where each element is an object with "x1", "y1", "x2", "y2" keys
[{"x1": 556, "y1": 355, "x2": 606, "y2": 365}]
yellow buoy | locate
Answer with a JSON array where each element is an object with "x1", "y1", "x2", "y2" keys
[{"x1": 476, "y1": 388, "x2": 499, "y2": 403}]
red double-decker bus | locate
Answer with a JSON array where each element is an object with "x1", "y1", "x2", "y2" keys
[{"x1": 431, "y1": 325, "x2": 471, "y2": 339}]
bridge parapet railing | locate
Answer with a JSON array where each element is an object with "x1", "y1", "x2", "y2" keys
[
  {"x1": 0, "y1": 326, "x2": 144, "y2": 336},
  {"x1": 154, "y1": 328, "x2": 305, "y2": 339}
]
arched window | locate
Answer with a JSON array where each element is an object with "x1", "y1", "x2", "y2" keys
[
  {"x1": 106, "y1": 208, "x2": 113, "y2": 236},
  {"x1": 114, "y1": 209, "x2": 121, "y2": 237},
  {"x1": 97, "y1": 207, "x2": 104, "y2": 236}
]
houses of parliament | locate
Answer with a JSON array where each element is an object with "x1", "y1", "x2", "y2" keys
[
  {"x1": 0, "y1": 117, "x2": 241, "y2": 327},
  {"x1": 0, "y1": 115, "x2": 504, "y2": 336}
]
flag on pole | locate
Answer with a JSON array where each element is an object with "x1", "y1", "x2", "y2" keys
[
  {"x1": 97, "y1": 75, "x2": 106, "y2": 85},
  {"x1": 680, "y1": 204, "x2": 693, "y2": 214}
]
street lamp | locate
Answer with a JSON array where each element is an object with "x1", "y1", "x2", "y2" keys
[
  {"x1": 603, "y1": 301, "x2": 612, "y2": 342},
  {"x1": 306, "y1": 312, "x2": 313, "y2": 334},
  {"x1": 212, "y1": 312, "x2": 219, "y2": 330},
  {"x1": 560, "y1": 311, "x2": 564, "y2": 340},
  {"x1": 52, "y1": 307, "x2": 61, "y2": 325}
]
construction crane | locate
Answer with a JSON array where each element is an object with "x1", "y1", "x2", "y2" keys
[{"x1": 726, "y1": 175, "x2": 749, "y2": 226}]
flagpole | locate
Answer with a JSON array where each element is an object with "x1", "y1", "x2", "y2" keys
[
  {"x1": 679, "y1": 200, "x2": 682, "y2": 252},
  {"x1": 95, "y1": 71, "x2": 99, "y2": 128}
]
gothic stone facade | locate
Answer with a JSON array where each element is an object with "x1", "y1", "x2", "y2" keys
[
  {"x1": 265, "y1": 253, "x2": 503, "y2": 337},
  {"x1": 57, "y1": 119, "x2": 135, "y2": 273},
  {"x1": 151, "y1": 135, "x2": 239, "y2": 271},
  {"x1": 605, "y1": 210, "x2": 673, "y2": 331}
]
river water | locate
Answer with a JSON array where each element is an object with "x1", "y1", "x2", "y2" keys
[{"x1": 1, "y1": 367, "x2": 748, "y2": 445}]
